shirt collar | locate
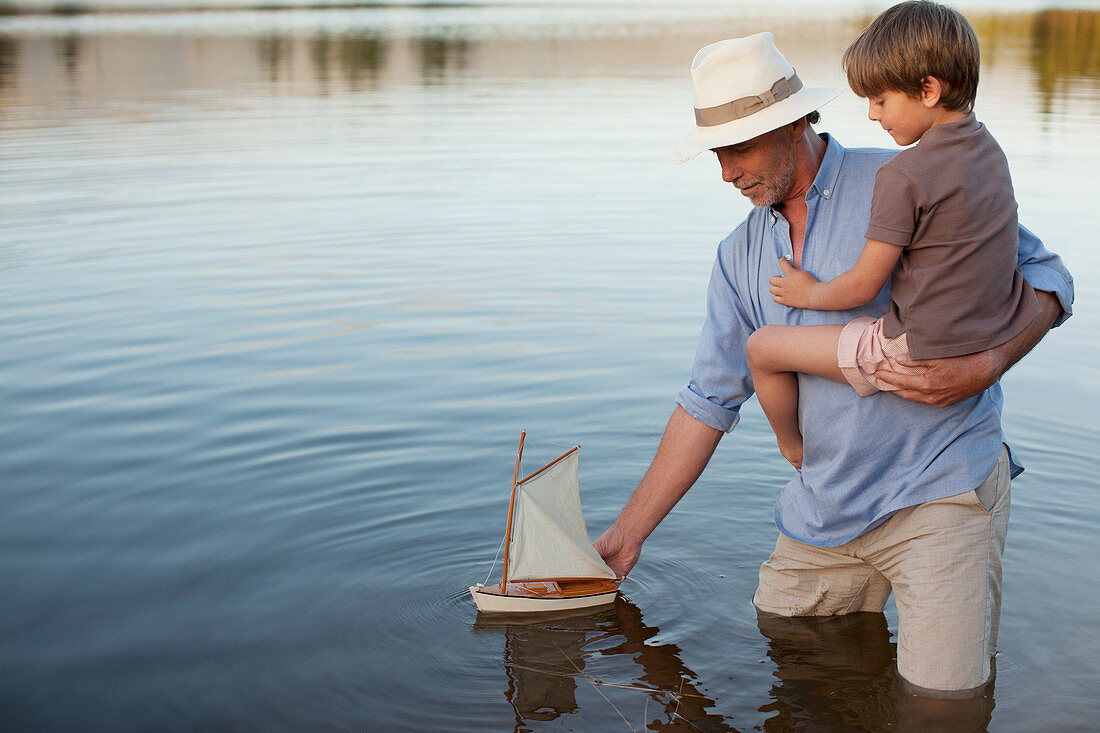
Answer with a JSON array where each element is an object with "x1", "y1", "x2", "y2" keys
[
  {"x1": 918, "y1": 112, "x2": 979, "y2": 144},
  {"x1": 810, "y1": 132, "x2": 844, "y2": 202},
  {"x1": 767, "y1": 133, "x2": 845, "y2": 226}
]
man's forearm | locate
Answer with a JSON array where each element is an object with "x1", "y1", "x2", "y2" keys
[
  {"x1": 612, "y1": 406, "x2": 724, "y2": 544},
  {"x1": 876, "y1": 290, "x2": 1064, "y2": 407},
  {"x1": 993, "y1": 290, "x2": 1062, "y2": 375}
]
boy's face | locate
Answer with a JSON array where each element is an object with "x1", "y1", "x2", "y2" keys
[{"x1": 866, "y1": 90, "x2": 937, "y2": 146}]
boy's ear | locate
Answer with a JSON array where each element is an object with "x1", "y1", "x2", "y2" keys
[{"x1": 920, "y1": 76, "x2": 944, "y2": 108}]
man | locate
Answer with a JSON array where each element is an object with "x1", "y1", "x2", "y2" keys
[{"x1": 594, "y1": 33, "x2": 1074, "y2": 697}]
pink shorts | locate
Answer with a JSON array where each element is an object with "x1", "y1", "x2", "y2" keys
[{"x1": 836, "y1": 316, "x2": 926, "y2": 396}]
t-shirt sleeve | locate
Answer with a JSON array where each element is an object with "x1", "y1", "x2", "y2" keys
[{"x1": 865, "y1": 164, "x2": 919, "y2": 247}]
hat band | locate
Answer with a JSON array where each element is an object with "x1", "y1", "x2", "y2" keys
[{"x1": 694, "y1": 73, "x2": 804, "y2": 127}]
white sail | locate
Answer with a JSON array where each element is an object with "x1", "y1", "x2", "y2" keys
[{"x1": 508, "y1": 449, "x2": 616, "y2": 581}]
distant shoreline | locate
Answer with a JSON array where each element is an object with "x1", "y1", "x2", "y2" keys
[
  {"x1": 0, "y1": 0, "x2": 479, "y2": 18},
  {"x1": 0, "y1": 0, "x2": 1075, "y2": 20}
]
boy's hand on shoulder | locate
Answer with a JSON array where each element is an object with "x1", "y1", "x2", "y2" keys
[{"x1": 770, "y1": 256, "x2": 821, "y2": 308}]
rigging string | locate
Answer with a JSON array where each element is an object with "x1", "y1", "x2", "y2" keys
[
  {"x1": 482, "y1": 530, "x2": 507, "y2": 586},
  {"x1": 522, "y1": 437, "x2": 573, "y2": 480}
]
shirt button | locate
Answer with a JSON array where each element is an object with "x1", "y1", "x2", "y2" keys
[{"x1": 823, "y1": 189, "x2": 831, "y2": 197}]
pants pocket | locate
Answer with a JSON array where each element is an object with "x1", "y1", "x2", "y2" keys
[{"x1": 973, "y1": 445, "x2": 1008, "y2": 513}]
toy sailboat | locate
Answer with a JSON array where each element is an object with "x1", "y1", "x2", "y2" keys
[{"x1": 470, "y1": 431, "x2": 619, "y2": 614}]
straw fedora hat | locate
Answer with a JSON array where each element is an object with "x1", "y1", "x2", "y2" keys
[{"x1": 671, "y1": 33, "x2": 841, "y2": 164}]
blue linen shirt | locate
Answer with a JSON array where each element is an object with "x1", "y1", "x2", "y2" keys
[{"x1": 676, "y1": 134, "x2": 1075, "y2": 547}]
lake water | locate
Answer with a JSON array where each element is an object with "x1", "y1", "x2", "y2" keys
[{"x1": 1, "y1": 1, "x2": 1097, "y2": 730}]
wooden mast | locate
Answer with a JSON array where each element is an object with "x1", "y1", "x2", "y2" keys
[{"x1": 500, "y1": 430, "x2": 526, "y2": 596}]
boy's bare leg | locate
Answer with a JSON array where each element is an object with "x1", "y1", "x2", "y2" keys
[{"x1": 746, "y1": 325, "x2": 848, "y2": 468}]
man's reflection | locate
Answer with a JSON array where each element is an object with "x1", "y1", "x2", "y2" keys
[{"x1": 757, "y1": 610, "x2": 996, "y2": 732}]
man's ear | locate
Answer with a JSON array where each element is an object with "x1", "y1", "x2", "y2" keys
[
  {"x1": 790, "y1": 115, "x2": 808, "y2": 139},
  {"x1": 920, "y1": 76, "x2": 944, "y2": 108}
]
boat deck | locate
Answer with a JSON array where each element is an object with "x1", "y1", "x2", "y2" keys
[{"x1": 475, "y1": 577, "x2": 618, "y2": 599}]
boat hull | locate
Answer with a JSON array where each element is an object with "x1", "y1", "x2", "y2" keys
[{"x1": 469, "y1": 579, "x2": 618, "y2": 614}]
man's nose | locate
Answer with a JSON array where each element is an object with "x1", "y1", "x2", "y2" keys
[{"x1": 718, "y1": 155, "x2": 742, "y2": 184}]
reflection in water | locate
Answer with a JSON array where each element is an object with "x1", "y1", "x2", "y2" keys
[
  {"x1": 257, "y1": 34, "x2": 291, "y2": 83},
  {"x1": 3, "y1": 7, "x2": 1100, "y2": 112},
  {"x1": 757, "y1": 611, "x2": 995, "y2": 733},
  {"x1": 1031, "y1": 10, "x2": 1100, "y2": 114},
  {"x1": 55, "y1": 32, "x2": 79, "y2": 76},
  {"x1": 475, "y1": 599, "x2": 999, "y2": 732},
  {"x1": 304, "y1": 31, "x2": 389, "y2": 91},
  {"x1": 418, "y1": 35, "x2": 468, "y2": 81},
  {"x1": 0, "y1": 35, "x2": 12, "y2": 93},
  {"x1": 474, "y1": 598, "x2": 733, "y2": 732},
  {"x1": 757, "y1": 612, "x2": 896, "y2": 731},
  {"x1": 330, "y1": 32, "x2": 386, "y2": 90},
  {"x1": 501, "y1": 623, "x2": 585, "y2": 723}
]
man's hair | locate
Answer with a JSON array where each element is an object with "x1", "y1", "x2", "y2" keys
[
  {"x1": 842, "y1": 1, "x2": 980, "y2": 111},
  {"x1": 806, "y1": 110, "x2": 820, "y2": 125}
]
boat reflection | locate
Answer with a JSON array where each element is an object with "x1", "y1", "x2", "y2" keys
[{"x1": 473, "y1": 596, "x2": 734, "y2": 732}]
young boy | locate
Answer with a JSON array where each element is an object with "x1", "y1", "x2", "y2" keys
[{"x1": 745, "y1": 0, "x2": 1039, "y2": 469}]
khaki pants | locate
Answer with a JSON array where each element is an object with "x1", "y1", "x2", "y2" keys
[{"x1": 753, "y1": 445, "x2": 1011, "y2": 695}]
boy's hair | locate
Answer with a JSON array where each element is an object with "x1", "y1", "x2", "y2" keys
[{"x1": 842, "y1": 1, "x2": 980, "y2": 111}]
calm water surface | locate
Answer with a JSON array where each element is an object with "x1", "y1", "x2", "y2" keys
[{"x1": 1, "y1": 2, "x2": 1098, "y2": 730}]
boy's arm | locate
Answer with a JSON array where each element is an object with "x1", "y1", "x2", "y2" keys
[{"x1": 770, "y1": 239, "x2": 902, "y2": 310}]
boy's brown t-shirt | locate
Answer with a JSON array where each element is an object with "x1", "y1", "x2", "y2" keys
[{"x1": 866, "y1": 114, "x2": 1039, "y2": 359}]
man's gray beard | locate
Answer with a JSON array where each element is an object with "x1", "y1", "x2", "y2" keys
[{"x1": 750, "y1": 155, "x2": 797, "y2": 208}]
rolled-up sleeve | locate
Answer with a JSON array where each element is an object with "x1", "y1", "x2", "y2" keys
[
  {"x1": 676, "y1": 229, "x2": 758, "y2": 433},
  {"x1": 1017, "y1": 223, "x2": 1074, "y2": 327}
]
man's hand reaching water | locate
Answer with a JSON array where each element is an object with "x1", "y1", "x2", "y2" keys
[{"x1": 594, "y1": 523, "x2": 643, "y2": 580}]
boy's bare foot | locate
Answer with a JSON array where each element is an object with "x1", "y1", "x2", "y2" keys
[{"x1": 778, "y1": 438, "x2": 803, "y2": 470}]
